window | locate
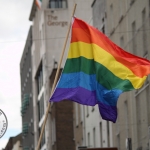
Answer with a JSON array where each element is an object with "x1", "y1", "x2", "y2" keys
[
  {"x1": 120, "y1": 36, "x2": 124, "y2": 48},
  {"x1": 142, "y1": 8, "x2": 146, "y2": 22},
  {"x1": 100, "y1": 122, "x2": 103, "y2": 147},
  {"x1": 22, "y1": 122, "x2": 29, "y2": 136},
  {"x1": 37, "y1": 64, "x2": 43, "y2": 94},
  {"x1": 142, "y1": 8, "x2": 147, "y2": 55},
  {"x1": 38, "y1": 94, "x2": 44, "y2": 121},
  {"x1": 49, "y1": 0, "x2": 67, "y2": 8},
  {"x1": 119, "y1": 0, "x2": 122, "y2": 16},
  {"x1": 117, "y1": 134, "x2": 120, "y2": 150},
  {"x1": 101, "y1": 26, "x2": 105, "y2": 34},
  {"x1": 88, "y1": 132, "x2": 90, "y2": 147},
  {"x1": 27, "y1": 73, "x2": 29, "y2": 78},
  {"x1": 21, "y1": 94, "x2": 30, "y2": 116},
  {"x1": 116, "y1": 110, "x2": 120, "y2": 135},
  {"x1": 52, "y1": 118, "x2": 56, "y2": 144},
  {"x1": 107, "y1": 121, "x2": 110, "y2": 147},
  {"x1": 86, "y1": 106, "x2": 89, "y2": 117},
  {"x1": 101, "y1": 18, "x2": 105, "y2": 34},
  {"x1": 124, "y1": 101, "x2": 129, "y2": 137},
  {"x1": 110, "y1": 4, "x2": 114, "y2": 30},
  {"x1": 75, "y1": 103, "x2": 79, "y2": 127},
  {"x1": 136, "y1": 94, "x2": 141, "y2": 145},
  {"x1": 92, "y1": 106, "x2": 94, "y2": 112},
  {"x1": 39, "y1": 126, "x2": 45, "y2": 149},
  {"x1": 132, "y1": 21, "x2": 136, "y2": 54},
  {"x1": 93, "y1": 128, "x2": 96, "y2": 147},
  {"x1": 80, "y1": 105, "x2": 84, "y2": 123}
]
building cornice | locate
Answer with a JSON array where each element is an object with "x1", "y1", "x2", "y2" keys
[{"x1": 29, "y1": 0, "x2": 37, "y2": 21}]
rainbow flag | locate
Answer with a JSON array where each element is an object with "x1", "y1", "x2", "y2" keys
[
  {"x1": 50, "y1": 17, "x2": 150, "y2": 123},
  {"x1": 36, "y1": 0, "x2": 42, "y2": 9}
]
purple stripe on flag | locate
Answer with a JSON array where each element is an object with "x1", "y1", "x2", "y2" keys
[
  {"x1": 50, "y1": 87, "x2": 97, "y2": 106},
  {"x1": 50, "y1": 87, "x2": 117, "y2": 122},
  {"x1": 50, "y1": 86, "x2": 121, "y2": 106},
  {"x1": 98, "y1": 102, "x2": 117, "y2": 123}
]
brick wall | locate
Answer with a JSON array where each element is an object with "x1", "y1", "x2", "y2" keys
[{"x1": 55, "y1": 100, "x2": 75, "y2": 150}]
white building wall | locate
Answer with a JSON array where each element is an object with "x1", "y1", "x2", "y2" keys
[
  {"x1": 85, "y1": 105, "x2": 113, "y2": 148},
  {"x1": 31, "y1": 0, "x2": 93, "y2": 149},
  {"x1": 84, "y1": 0, "x2": 113, "y2": 148},
  {"x1": 12, "y1": 141, "x2": 22, "y2": 150},
  {"x1": 45, "y1": 0, "x2": 93, "y2": 76},
  {"x1": 105, "y1": 0, "x2": 150, "y2": 150}
]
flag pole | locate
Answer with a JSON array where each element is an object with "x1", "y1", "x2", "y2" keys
[{"x1": 36, "y1": 3, "x2": 77, "y2": 150}]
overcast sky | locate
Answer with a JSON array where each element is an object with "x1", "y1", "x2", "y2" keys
[{"x1": 0, "y1": 0, "x2": 32, "y2": 148}]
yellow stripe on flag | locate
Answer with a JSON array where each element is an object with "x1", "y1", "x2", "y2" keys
[{"x1": 68, "y1": 42, "x2": 147, "y2": 89}]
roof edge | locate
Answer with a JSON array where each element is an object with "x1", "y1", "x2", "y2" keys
[{"x1": 29, "y1": 0, "x2": 37, "y2": 21}]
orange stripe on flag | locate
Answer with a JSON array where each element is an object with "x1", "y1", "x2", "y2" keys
[{"x1": 71, "y1": 19, "x2": 150, "y2": 78}]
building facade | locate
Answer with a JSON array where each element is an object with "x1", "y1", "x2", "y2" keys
[
  {"x1": 22, "y1": 1, "x2": 150, "y2": 150},
  {"x1": 4, "y1": 133, "x2": 22, "y2": 150},
  {"x1": 28, "y1": 0, "x2": 93, "y2": 149},
  {"x1": 72, "y1": 1, "x2": 114, "y2": 149},
  {"x1": 20, "y1": 26, "x2": 34, "y2": 149},
  {"x1": 105, "y1": 0, "x2": 150, "y2": 150},
  {"x1": 49, "y1": 69, "x2": 75, "y2": 150},
  {"x1": 81, "y1": 0, "x2": 113, "y2": 149}
]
